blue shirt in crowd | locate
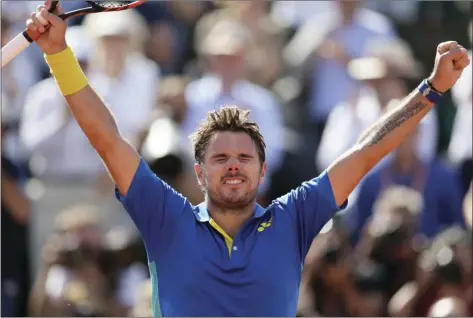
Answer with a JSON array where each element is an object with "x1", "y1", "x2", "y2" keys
[
  {"x1": 115, "y1": 158, "x2": 346, "y2": 317},
  {"x1": 346, "y1": 158, "x2": 465, "y2": 244}
]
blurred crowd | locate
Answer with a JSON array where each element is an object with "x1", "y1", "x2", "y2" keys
[{"x1": 1, "y1": 0, "x2": 472, "y2": 316}]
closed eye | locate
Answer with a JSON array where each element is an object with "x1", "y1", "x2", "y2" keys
[
  {"x1": 239, "y1": 154, "x2": 254, "y2": 161},
  {"x1": 211, "y1": 155, "x2": 228, "y2": 163}
]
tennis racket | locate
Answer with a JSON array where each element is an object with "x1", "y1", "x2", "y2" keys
[{"x1": 1, "y1": 0, "x2": 146, "y2": 68}]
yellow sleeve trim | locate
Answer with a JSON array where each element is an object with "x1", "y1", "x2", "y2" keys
[{"x1": 44, "y1": 46, "x2": 88, "y2": 96}]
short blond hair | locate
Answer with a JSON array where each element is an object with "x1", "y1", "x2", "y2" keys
[{"x1": 189, "y1": 106, "x2": 266, "y2": 165}]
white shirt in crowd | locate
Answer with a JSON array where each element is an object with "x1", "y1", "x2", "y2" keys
[
  {"x1": 20, "y1": 54, "x2": 159, "y2": 181},
  {"x1": 286, "y1": 6, "x2": 397, "y2": 122}
]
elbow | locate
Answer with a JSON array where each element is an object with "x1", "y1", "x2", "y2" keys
[{"x1": 89, "y1": 128, "x2": 121, "y2": 157}]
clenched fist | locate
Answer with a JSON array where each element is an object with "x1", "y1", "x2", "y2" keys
[
  {"x1": 25, "y1": 0, "x2": 67, "y2": 55},
  {"x1": 428, "y1": 41, "x2": 470, "y2": 93}
]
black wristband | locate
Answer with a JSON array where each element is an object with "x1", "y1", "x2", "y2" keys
[{"x1": 426, "y1": 79, "x2": 445, "y2": 94}]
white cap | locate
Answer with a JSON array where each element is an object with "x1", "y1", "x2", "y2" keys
[
  {"x1": 200, "y1": 19, "x2": 250, "y2": 56},
  {"x1": 347, "y1": 36, "x2": 423, "y2": 81},
  {"x1": 65, "y1": 25, "x2": 91, "y2": 62},
  {"x1": 82, "y1": 9, "x2": 149, "y2": 52},
  {"x1": 83, "y1": 9, "x2": 146, "y2": 38}
]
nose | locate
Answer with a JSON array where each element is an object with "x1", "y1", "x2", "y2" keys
[{"x1": 226, "y1": 157, "x2": 240, "y2": 171}]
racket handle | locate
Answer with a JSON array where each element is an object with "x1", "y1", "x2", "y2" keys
[
  {"x1": 1, "y1": 31, "x2": 37, "y2": 68},
  {"x1": 1, "y1": 2, "x2": 58, "y2": 68}
]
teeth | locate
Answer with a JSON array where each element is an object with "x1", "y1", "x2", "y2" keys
[{"x1": 225, "y1": 179, "x2": 243, "y2": 184}]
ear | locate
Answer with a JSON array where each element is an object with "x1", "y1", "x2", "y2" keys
[
  {"x1": 194, "y1": 163, "x2": 204, "y2": 187},
  {"x1": 259, "y1": 162, "x2": 267, "y2": 185}
]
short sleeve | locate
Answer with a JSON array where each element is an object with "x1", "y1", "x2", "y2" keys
[
  {"x1": 275, "y1": 171, "x2": 347, "y2": 260},
  {"x1": 115, "y1": 158, "x2": 189, "y2": 254}
]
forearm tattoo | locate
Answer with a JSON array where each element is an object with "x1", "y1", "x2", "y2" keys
[{"x1": 358, "y1": 97, "x2": 429, "y2": 147}]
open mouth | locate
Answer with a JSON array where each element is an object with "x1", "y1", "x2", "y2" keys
[{"x1": 223, "y1": 178, "x2": 244, "y2": 185}]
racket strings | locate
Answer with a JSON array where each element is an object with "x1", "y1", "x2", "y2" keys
[{"x1": 90, "y1": 1, "x2": 133, "y2": 9}]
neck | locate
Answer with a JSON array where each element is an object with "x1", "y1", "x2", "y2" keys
[
  {"x1": 207, "y1": 199, "x2": 255, "y2": 238},
  {"x1": 221, "y1": 76, "x2": 238, "y2": 94}
]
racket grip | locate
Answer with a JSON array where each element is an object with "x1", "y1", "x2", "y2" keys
[{"x1": 1, "y1": 32, "x2": 35, "y2": 68}]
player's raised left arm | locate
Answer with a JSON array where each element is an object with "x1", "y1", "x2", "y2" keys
[{"x1": 327, "y1": 41, "x2": 470, "y2": 207}]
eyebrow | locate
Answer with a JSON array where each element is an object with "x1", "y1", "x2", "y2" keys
[{"x1": 210, "y1": 153, "x2": 255, "y2": 159}]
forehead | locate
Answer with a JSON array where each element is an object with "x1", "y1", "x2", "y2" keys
[{"x1": 205, "y1": 131, "x2": 258, "y2": 157}]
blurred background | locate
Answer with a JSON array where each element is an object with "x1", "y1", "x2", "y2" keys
[{"x1": 1, "y1": 0, "x2": 472, "y2": 316}]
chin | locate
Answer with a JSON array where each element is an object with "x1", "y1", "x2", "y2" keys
[
  {"x1": 221, "y1": 196, "x2": 250, "y2": 208},
  {"x1": 215, "y1": 192, "x2": 255, "y2": 210}
]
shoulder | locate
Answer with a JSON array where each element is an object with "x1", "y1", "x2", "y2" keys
[{"x1": 270, "y1": 171, "x2": 334, "y2": 208}]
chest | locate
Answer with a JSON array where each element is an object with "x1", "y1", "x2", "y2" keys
[{"x1": 155, "y1": 214, "x2": 301, "y2": 294}]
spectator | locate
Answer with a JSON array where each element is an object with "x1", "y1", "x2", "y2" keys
[
  {"x1": 139, "y1": 76, "x2": 203, "y2": 204},
  {"x1": 297, "y1": 218, "x2": 364, "y2": 317},
  {"x1": 204, "y1": 1, "x2": 286, "y2": 89},
  {"x1": 283, "y1": 0, "x2": 397, "y2": 149},
  {"x1": 135, "y1": 1, "x2": 210, "y2": 75},
  {"x1": 1, "y1": 106, "x2": 31, "y2": 317},
  {"x1": 1, "y1": 15, "x2": 42, "y2": 168},
  {"x1": 355, "y1": 187, "x2": 423, "y2": 305},
  {"x1": 101, "y1": 227, "x2": 149, "y2": 315},
  {"x1": 28, "y1": 205, "x2": 105, "y2": 316},
  {"x1": 389, "y1": 226, "x2": 472, "y2": 316},
  {"x1": 316, "y1": 36, "x2": 437, "y2": 173},
  {"x1": 346, "y1": 122, "x2": 465, "y2": 244},
  {"x1": 447, "y1": 20, "x2": 472, "y2": 195},
  {"x1": 20, "y1": 25, "x2": 94, "y2": 181}
]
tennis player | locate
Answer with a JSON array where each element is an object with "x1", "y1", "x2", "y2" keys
[{"x1": 27, "y1": 1, "x2": 470, "y2": 316}]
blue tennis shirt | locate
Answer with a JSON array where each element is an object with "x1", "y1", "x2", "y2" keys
[{"x1": 115, "y1": 158, "x2": 346, "y2": 317}]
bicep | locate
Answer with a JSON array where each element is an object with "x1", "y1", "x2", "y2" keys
[
  {"x1": 327, "y1": 146, "x2": 369, "y2": 207},
  {"x1": 102, "y1": 137, "x2": 141, "y2": 197}
]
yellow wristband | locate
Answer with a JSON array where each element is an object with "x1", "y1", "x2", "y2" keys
[{"x1": 44, "y1": 46, "x2": 88, "y2": 96}]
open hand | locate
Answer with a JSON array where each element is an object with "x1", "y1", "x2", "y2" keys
[
  {"x1": 428, "y1": 41, "x2": 470, "y2": 93},
  {"x1": 25, "y1": 0, "x2": 67, "y2": 55}
]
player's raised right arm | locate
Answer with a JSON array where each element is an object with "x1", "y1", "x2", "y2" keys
[
  {"x1": 28, "y1": 2, "x2": 139, "y2": 195},
  {"x1": 63, "y1": 85, "x2": 140, "y2": 196}
]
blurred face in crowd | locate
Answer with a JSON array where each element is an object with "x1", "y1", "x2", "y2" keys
[
  {"x1": 195, "y1": 131, "x2": 266, "y2": 211},
  {"x1": 336, "y1": 0, "x2": 360, "y2": 22},
  {"x1": 367, "y1": 76, "x2": 408, "y2": 105},
  {"x1": 96, "y1": 34, "x2": 130, "y2": 77},
  {"x1": 208, "y1": 50, "x2": 247, "y2": 82},
  {"x1": 158, "y1": 77, "x2": 188, "y2": 124},
  {"x1": 66, "y1": 223, "x2": 102, "y2": 251}
]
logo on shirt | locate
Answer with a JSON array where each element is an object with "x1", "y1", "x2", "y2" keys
[{"x1": 258, "y1": 217, "x2": 272, "y2": 232}]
